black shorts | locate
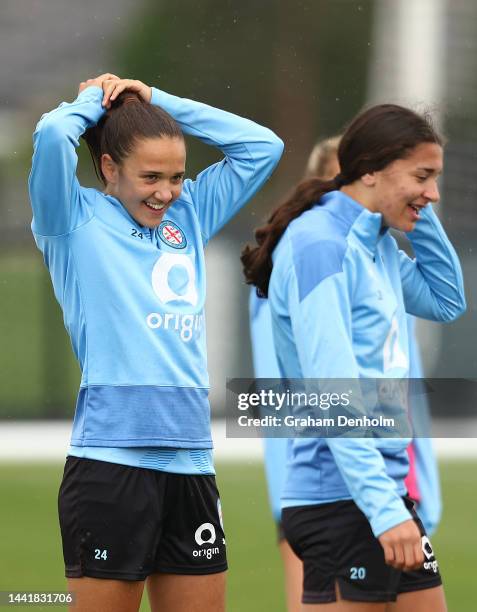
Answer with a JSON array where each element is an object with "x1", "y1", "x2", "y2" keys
[
  {"x1": 282, "y1": 496, "x2": 441, "y2": 604},
  {"x1": 58, "y1": 457, "x2": 227, "y2": 581}
]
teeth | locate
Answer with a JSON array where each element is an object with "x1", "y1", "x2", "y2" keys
[{"x1": 144, "y1": 201, "x2": 165, "y2": 211}]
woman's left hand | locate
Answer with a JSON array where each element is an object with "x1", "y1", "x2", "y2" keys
[{"x1": 101, "y1": 78, "x2": 152, "y2": 108}]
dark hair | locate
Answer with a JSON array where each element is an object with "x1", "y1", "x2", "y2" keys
[
  {"x1": 241, "y1": 104, "x2": 443, "y2": 296},
  {"x1": 82, "y1": 92, "x2": 184, "y2": 184}
]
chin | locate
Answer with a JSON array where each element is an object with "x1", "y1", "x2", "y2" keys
[
  {"x1": 143, "y1": 219, "x2": 164, "y2": 229},
  {"x1": 402, "y1": 221, "x2": 416, "y2": 233},
  {"x1": 386, "y1": 220, "x2": 412, "y2": 233},
  {"x1": 134, "y1": 212, "x2": 166, "y2": 229}
]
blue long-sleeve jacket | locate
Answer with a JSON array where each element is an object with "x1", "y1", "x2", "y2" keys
[
  {"x1": 268, "y1": 190, "x2": 465, "y2": 536},
  {"x1": 249, "y1": 289, "x2": 287, "y2": 521},
  {"x1": 249, "y1": 292, "x2": 443, "y2": 532},
  {"x1": 29, "y1": 85, "x2": 283, "y2": 449}
]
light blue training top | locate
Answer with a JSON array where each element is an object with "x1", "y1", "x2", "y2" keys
[
  {"x1": 29, "y1": 85, "x2": 283, "y2": 473},
  {"x1": 250, "y1": 291, "x2": 442, "y2": 534},
  {"x1": 266, "y1": 190, "x2": 465, "y2": 537}
]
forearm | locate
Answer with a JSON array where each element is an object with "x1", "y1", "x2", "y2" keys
[
  {"x1": 32, "y1": 86, "x2": 105, "y2": 148},
  {"x1": 29, "y1": 87, "x2": 104, "y2": 235},
  {"x1": 151, "y1": 87, "x2": 283, "y2": 241},
  {"x1": 151, "y1": 88, "x2": 283, "y2": 157},
  {"x1": 401, "y1": 206, "x2": 466, "y2": 320},
  {"x1": 328, "y1": 438, "x2": 412, "y2": 537}
]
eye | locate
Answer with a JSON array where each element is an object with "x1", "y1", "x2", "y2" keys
[
  {"x1": 416, "y1": 175, "x2": 428, "y2": 183},
  {"x1": 171, "y1": 175, "x2": 184, "y2": 184}
]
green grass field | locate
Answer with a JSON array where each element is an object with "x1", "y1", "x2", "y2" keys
[{"x1": 0, "y1": 460, "x2": 475, "y2": 611}]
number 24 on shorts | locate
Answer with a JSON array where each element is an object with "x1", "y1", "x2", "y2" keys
[{"x1": 94, "y1": 548, "x2": 108, "y2": 560}]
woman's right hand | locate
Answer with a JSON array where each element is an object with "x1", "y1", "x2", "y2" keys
[
  {"x1": 78, "y1": 73, "x2": 120, "y2": 99},
  {"x1": 101, "y1": 78, "x2": 152, "y2": 108},
  {"x1": 378, "y1": 519, "x2": 424, "y2": 571}
]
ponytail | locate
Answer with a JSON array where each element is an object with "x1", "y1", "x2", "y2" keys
[{"x1": 241, "y1": 176, "x2": 340, "y2": 297}]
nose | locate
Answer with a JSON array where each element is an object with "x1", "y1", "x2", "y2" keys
[
  {"x1": 424, "y1": 179, "x2": 440, "y2": 203},
  {"x1": 154, "y1": 188, "x2": 173, "y2": 204}
]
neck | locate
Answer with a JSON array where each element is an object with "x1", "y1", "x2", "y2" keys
[
  {"x1": 104, "y1": 184, "x2": 116, "y2": 197},
  {"x1": 341, "y1": 183, "x2": 378, "y2": 214},
  {"x1": 341, "y1": 184, "x2": 388, "y2": 229}
]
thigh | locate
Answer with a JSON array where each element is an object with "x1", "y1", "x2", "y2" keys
[
  {"x1": 278, "y1": 537, "x2": 303, "y2": 612},
  {"x1": 154, "y1": 474, "x2": 227, "y2": 575},
  {"x1": 59, "y1": 457, "x2": 163, "y2": 580},
  {"x1": 146, "y1": 571, "x2": 226, "y2": 612},
  {"x1": 283, "y1": 502, "x2": 400, "y2": 605},
  {"x1": 396, "y1": 500, "x2": 443, "y2": 597},
  {"x1": 68, "y1": 577, "x2": 145, "y2": 612},
  {"x1": 302, "y1": 582, "x2": 387, "y2": 611},
  {"x1": 387, "y1": 585, "x2": 446, "y2": 612}
]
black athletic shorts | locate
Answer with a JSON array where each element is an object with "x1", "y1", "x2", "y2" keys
[
  {"x1": 282, "y1": 496, "x2": 441, "y2": 604},
  {"x1": 58, "y1": 457, "x2": 227, "y2": 581}
]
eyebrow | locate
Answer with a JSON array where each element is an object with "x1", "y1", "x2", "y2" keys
[
  {"x1": 417, "y1": 167, "x2": 442, "y2": 175},
  {"x1": 139, "y1": 170, "x2": 185, "y2": 176}
]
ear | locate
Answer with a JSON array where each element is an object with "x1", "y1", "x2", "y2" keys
[
  {"x1": 101, "y1": 154, "x2": 119, "y2": 185},
  {"x1": 361, "y1": 172, "x2": 377, "y2": 187}
]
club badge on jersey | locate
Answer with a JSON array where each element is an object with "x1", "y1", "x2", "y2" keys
[{"x1": 158, "y1": 220, "x2": 187, "y2": 249}]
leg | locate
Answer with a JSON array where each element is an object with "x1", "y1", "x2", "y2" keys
[
  {"x1": 303, "y1": 603, "x2": 386, "y2": 612},
  {"x1": 146, "y1": 571, "x2": 226, "y2": 612},
  {"x1": 386, "y1": 585, "x2": 447, "y2": 612},
  {"x1": 68, "y1": 577, "x2": 144, "y2": 612},
  {"x1": 302, "y1": 582, "x2": 387, "y2": 611},
  {"x1": 279, "y1": 539, "x2": 303, "y2": 612}
]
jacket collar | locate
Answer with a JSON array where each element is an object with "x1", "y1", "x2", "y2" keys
[{"x1": 320, "y1": 190, "x2": 388, "y2": 255}]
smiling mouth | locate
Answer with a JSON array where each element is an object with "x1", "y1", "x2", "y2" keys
[
  {"x1": 143, "y1": 201, "x2": 166, "y2": 212},
  {"x1": 408, "y1": 203, "x2": 425, "y2": 219}
]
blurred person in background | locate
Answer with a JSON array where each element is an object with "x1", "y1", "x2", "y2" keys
[
  {"x1": 249, "y1": 134, "x2": 443, "y2": 611},
  {"x1": 29, "y1": 73, "x2": 283, "y2": 612},
  {"x1": 243, "y1": 103, "x2": 465, "y2": 610},
  {"x1": 249, "y1": 135, "x2": 340, "y2": 612}
]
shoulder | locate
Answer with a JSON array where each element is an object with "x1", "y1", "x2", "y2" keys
[
  {"x1": 292, "y1": 207, "x2": 349, "y2": 281},
  {"x1": 275, "y1": 207, "x2": 351, "y2": 302}
]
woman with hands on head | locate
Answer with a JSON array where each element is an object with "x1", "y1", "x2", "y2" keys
[
  {"x1": 242, "y1": 104, "x2": 465, "y2": 611},
  {"x1": 29, "y1": 73, "x2": 283, "y2": 612}
]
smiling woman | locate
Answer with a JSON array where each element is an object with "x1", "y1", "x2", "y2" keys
[
  {"x1": 28, "y1": 73, "x2": 283, "y2": 612},
  {"x1": 82, "y1": 87, "x2": 187, "y2": 228},
  {"x1": 242, "y1": 104, "x2": 465, "y2": 611}
]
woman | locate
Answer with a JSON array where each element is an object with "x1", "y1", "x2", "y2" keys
[
  {"x1": 242, "y1": 104, "x2": 465, "y2": 610},
  {"x1": 29, "y1": 73, "x2": 283, "y2": 612},
  {"x1": 250, "y1": 134, "x2": 443, "y2": 611}
]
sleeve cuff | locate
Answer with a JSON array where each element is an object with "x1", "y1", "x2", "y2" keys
[{"x1": 371, "y1": 505, "x2": 413, "y2": 538}]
